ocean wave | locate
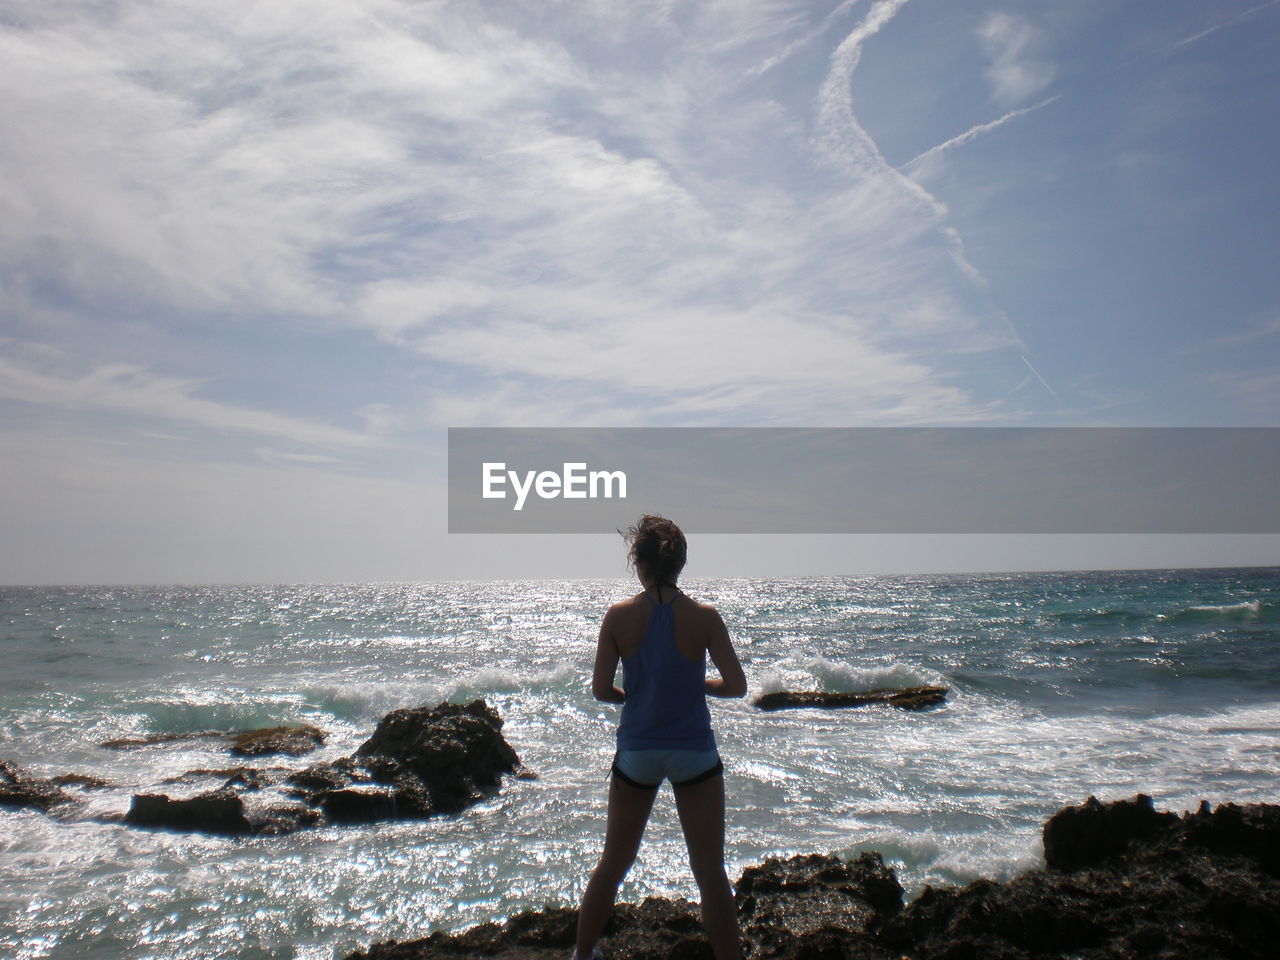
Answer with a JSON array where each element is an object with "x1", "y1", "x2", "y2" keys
[
  {"x1": 448, "y1": 662, "x2": 581, "y2": 700},
  {"x1": 1163, "y1": 599, "x2": 1274, "y2": 623},
  {"x1": 300, "y1": 663, "x2": 583, "y2": 723},
  {"x1": 756, "y1": 657, "x2": 947, "y2": 695},
  {"x1": 123, "y1": 688, "x2": 325, "y2": 735}
]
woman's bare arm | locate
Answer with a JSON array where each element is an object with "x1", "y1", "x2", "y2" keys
[
  {"x1": 591, "y1": 608, "x2": 625, "y2": 703},
  {"x1": 704, "y1": 608, "x2": 747, "y2": 698}
]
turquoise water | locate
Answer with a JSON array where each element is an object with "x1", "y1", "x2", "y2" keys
[{"x1": 2, "y1": 568, "x2": 1278, "y2": 959}]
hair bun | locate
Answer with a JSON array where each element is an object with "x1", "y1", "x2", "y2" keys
[{"x1": 621, "y1": 515, "x2": 687, "y2": 586}]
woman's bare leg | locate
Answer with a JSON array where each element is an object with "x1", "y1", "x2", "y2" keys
[
  {"x1": 575, "y1": 778, "x2": 659, "y2": 958},
  {"x1": 673, "y1": 774, "x2": 740, "y2": 960}
]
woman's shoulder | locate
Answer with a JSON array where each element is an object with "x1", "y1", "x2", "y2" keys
[
  {"x1": 673, "y1": 592, "x2": 723, "y2": 621},
  {"x1": 604, "y1": 593, "x2": 648, "y2": 619}
]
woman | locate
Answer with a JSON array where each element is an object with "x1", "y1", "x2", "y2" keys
[{"x1": 574, "y1": 515, "x2": 748, "y2": 960}]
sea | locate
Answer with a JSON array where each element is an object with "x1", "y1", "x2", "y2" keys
[{"x1": 2, "y1": 568, "x2": 1278, "y2": 960}]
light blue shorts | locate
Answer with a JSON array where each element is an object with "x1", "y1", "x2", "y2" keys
[{"x1": 611, "y1": 748, "x2": 723, "y2": 789}]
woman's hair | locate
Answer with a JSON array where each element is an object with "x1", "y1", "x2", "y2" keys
[{"x1": 622, "y1": 515, "x2": 687, "y2": 586}]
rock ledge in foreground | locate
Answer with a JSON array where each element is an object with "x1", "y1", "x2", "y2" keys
[{"x1": 345, "y1": 794, "x2": 1280, "y2": 960}]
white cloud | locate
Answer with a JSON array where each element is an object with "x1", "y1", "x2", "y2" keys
[
  {"x1": 2, "y1": 0, "x2": 1028, "y2": 437},
  {"x1": 0, "y1": 352, "x2": 383, "y2": 449},
  {"x1": 978, "y1": 11, "x2": 1056, "y2": 104}
]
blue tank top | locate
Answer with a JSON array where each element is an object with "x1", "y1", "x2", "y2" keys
[{"x1": 616, "y1": 593, "x2": 716, "y2": 751}]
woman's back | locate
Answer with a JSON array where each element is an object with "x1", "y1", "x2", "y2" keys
[
  {"x1": 605, "y1": 589, "x2": 719, "y2": 662},
  {"x1": 576, "y1": 516, "x2": 745, "y2": 960},
  {"x1": 616, "y1": 591, "x2": 714, "y2": 751}
]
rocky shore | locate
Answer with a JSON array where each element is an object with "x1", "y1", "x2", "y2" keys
[
  {"x1": 344, "y1": 794, "x2": 1280, "y2": 960},
  {"x1": 5, "y1": 702, "x2": 1277, "y2": 957},
  {"x1": 1, "y1": 699, "x2": 529, "y2": 835}
]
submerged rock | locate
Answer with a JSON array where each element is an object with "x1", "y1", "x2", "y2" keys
[
  {"x1": 50, "y1": 772, "x2": 113, "y2": 789},
  {"x1": 101, "y1": 723, "x2": 326, "y2": 758},
  {"x1": 229, "y1": 724, "x2": 326, "y2": 757},
  {"x1": 100, "y1": 730, "x2": 225, "y2": 749},
  {"x1": 753, "y1": 686, "x2": 948, "y2": 712},
  {"x1": 164, "y1": 766, "x2": 287, "y2": 792},
  {"x1": 0, "y1": 759, "x2": 78, "y2": 811}
]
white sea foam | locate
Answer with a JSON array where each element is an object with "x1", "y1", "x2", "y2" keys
[
  {"x1": 756, "y1": 657, "x2": 946, "y2": 694},
  {"x1": 1189, "y1": 599, "x2": 1260, "y2": 614}
]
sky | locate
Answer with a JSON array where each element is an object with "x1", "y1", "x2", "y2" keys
[{"x1": 1, "y1": 0, "x2": 1278, "y2": 584}]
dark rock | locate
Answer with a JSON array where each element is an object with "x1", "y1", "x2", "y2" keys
[
  {"x1": 736, "y1": 852, "x2": 901, "y2": 959},
  {"x1": 881, "y1": 795, "x2": 1280, "y2": 960},
  {"x1": 125, "y1": 788, "x2": 252, "y2": 835},
  {"x1": 50, "y1": 773, "x2": 113, "y2": 789},
  {"x1": 344, "y1": 796, "x2": 1280, "y2": 960},
  {"x1": 21, "y1": 700, "x2": 522, "y2": 837},
  {"x1": 1180, "y1": 799, "x2": 1280, "y2": 877},
  {"x1": 318, "y1": 786, "x2": 401, "y2": 823},
  {"x1": 250, "y1": 803, "x2": 324, "y2": 835},
  {"x1": 344, "y1": 897, "x2": 711, "y2": 960},
  {"x1": 0, "y1": 760, "x2": 78, "y2": 811},
  {"x1": 229, "y1": 724, "x2": 326, "y2": 757},
  {"x1": 355, "y1": 699, "x2": 522, "y2": 814},
  {"x1": 285, "y1": 757, "x2": 369, "y2": 795},
  {"x1": 609, "y1": 898, "x2": 709, "y2": 960},
  {"x1": 1042, "y1": 793, "x2": 1180, "y2": 871},
  {"x1": 272, "y1": 700, "x2": 523, "y2": 830},
  {"x1": 753, "y1": 686, "x2": 948, "y2": 712},
  {"x1": 346, "y1": 854, "x2": 903, "y2": 960}
]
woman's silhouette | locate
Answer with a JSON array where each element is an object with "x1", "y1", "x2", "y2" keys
[{"x1": 574, "y1": 515, "x2": 747, "y2": 960}]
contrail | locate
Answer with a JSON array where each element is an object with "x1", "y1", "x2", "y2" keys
[
  {"x1": 1174, "y1": 0, "x2": 1280, "y2": 50},
  {"x1": 1020, "y1": 354, "x2": 1058, "y2": 400},
  {"x1": 746, "y1": 0, "x2": 864, "y2": 79},
  {"x1": 901, "y1": 96, "x2": 1060, "y2": 173},
  {"x1": 816, "y1": 0, "x2": 1004, "y2": 295}
]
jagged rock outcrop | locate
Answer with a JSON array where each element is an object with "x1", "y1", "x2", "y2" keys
[
  {"x1": 880, "y1": 794, "x2": 1280, "y2": 959},
  {"x1": 345, "y1": 795, "x2": 1280, "y2": 960},
  {"x1": 354, "y1": 699, "x2": 526, "y2": 814},
  {"x1": 119, "y1": 700, "x2": 524, "y2": 836},
  {"x1": 3, "y1": 700, "x2": 525, "y2": 837},
  {"x1": 754, "y1": 686, "x2": 948, "y2": 711}
]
